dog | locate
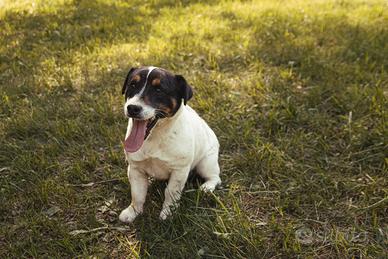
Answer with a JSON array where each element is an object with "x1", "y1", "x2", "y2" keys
[{"x1": 119, "y1": 66, "x2": 221, "y2": 223}]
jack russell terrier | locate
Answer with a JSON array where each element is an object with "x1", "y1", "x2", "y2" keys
[{"x1": 119, "y1": 66, "x2": 221, "y2": 223}]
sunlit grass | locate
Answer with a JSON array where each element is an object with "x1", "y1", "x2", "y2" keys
[{"x1": 1, "y1": 0, "x2": 387, "y2": 257}]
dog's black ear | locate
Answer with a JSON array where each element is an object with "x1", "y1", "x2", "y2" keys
[
  {"x1": 175, "y1": 75, "x2": 193, "y2": 105},
  {"x1": 122, "y1": 67, "x2": 136, "y2": 95}
]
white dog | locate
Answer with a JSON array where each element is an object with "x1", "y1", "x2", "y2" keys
[{"x1": 119, "y1": 66, "x2": 221, "y2": 223}]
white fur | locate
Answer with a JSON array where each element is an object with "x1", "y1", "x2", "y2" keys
[
  {"x1": 119, "y1": 104, "x2": 221, "y2": 223},
  {"x1": 139, "y1": 66, "x2": 156, "y2": 95}
]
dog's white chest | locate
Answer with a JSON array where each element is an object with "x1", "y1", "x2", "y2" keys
[{"x1": 131, "y1": 157, "x2": 171, "y2": 180}]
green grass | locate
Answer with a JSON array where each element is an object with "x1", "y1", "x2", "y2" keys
[{"x1": 0, "y1": 0, "x2": 387, "y2": 257}]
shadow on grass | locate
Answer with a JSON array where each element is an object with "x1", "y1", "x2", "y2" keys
[{"x1": 211, "y1": 10, "x2": 387, "y2": 168}]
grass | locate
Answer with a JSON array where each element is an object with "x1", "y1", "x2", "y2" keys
[{"x1": 0, "y1": 0, "x2": 387, "y2": 257}]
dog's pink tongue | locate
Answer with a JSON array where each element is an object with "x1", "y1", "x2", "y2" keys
[{"x1": 124, "y1": 119, "x2": 147, "y2": 153}]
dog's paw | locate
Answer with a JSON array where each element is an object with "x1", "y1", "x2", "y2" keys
[
  {"x1": 119, "y1": 206, "x2": 138, "y2": 223},
  {"x1": 159, "y1": 207, "x2": 172, "y2": 220},
  {"x1": 200, "y1": 182, "x2": 217, "y2": 193}
]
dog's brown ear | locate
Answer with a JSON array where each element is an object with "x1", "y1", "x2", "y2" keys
[
  {"x1": 175, "y1": 75, "x2": 193, "y2": 105},
  {"x1": 122, "y1": 67, "x2": 136, "y2": 95}
]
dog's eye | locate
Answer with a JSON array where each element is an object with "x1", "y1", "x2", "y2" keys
[{"x1": 155, "y1": 88, "x2": 167, "y2": 95}]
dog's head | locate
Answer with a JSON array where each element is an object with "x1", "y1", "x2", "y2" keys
[
  {"x1": 121, "y1": 66, "x2": 193, "y2": 152},
  {"x1": 122, "y1": 66, "x2": 192, "y2": 119}
]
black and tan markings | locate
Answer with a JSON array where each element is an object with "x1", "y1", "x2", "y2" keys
[{"x1": 122, "y1": 67, "x2": 193, "y2": 117}]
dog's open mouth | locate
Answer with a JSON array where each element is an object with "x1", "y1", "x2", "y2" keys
[{"x1": 124, "y1": 116, "x2": 160, "y2": 153}]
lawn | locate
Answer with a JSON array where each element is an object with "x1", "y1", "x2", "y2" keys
[{"x1": 0, "y1": 0, "x2": 387, "y2": 258}]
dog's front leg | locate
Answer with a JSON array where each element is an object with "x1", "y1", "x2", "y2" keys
[
  {"x1": 119, "y1": 165, "x2": 148, "y2": 223},
  {"x1": 159, "y1": 167, "x2": 190, "y2": 220}
]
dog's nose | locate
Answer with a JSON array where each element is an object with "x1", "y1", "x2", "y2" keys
[{"x1": 127, "y1": 105, "x2": 142, "y2": 117}]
